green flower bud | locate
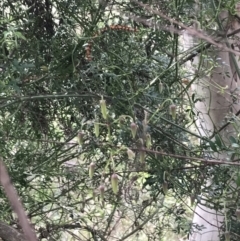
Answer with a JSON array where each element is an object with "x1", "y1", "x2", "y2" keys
[
  {"x1": 89, "y1": 162, "x2": 95, "y2": 179},
  {"x1": 159, "y1": 82, "x2": 164, "y2": 93},
  {"x1": 236, "y1": 209, "x2": 240, "y2": 221},
  {"x1": 111, "y1": 173, "x2": 119, "y2": 194},
  {"x1": 99, "y1": 185, "x2": 105, "y2": 201},
  {"x1": 119, "y1": 116, "x2": 125, "y2": 126},
  {"x1": 140, "y1": 151, "x2": 146, "y2": 163},
  {"x1": 136, "y1": 138, "x2": 144, "y2": 148},
  {"x1": 130, "y1": 122, "x2": 138, "y2": 139},
  {"x1": 225, "y1": 231, "x2": 230, "y2": 241},
  {"x1": 40, "y1": 65, "x2": 48, "y2": 72},
  {"x1": 182, "y1": 78, "x2": 190, "y2": 85},
  {"x1": 190, "y1": 194, "x2": 195, "y2": 207},
  {"x1": 142, "y1": 119, "x2": 148, "y2": 133},
  {"x1": 144, "y1": 110, "x2": 149, "y2": 122},
  {"x1": 77, "y1": 131, "x2": 84, "y2": 145},
  {"x1": 100, "y1": 99, "x2": 107, "y2": 119},
  {"x1": 94, "y1": 122, "x2": 99, "y2": 137},
  {"x1": 163, "y1": 182, "x2": 168, "y2": 195},
  {"x1": 146, "y1": 134, "x2": 152, "y2": 149},
  {"x1": 127, "y1": 148, "x2": 135, "y2": 160},
  {"x1": 107, "y1": 124, "x2": 111, "y2": 140},
  {"x1": 92, "y1": 189, "x2": 96, "y2": 201},
  {"x1": 169, "y1": 104, "x2": 176, "y2": 120}
]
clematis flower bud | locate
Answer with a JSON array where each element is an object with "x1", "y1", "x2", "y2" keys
[
  {"x1": 77, "y1": 131, "x2": 84, "y2": 145},
  {"x1": 100, "y1": 99, "x2": 107, "y2": 119},
  {"x1": 94, "y1": 122, "x2": 99, "y2": 137},
  {"x1": 169, "y1": 104, "x2": 176, "y2": 120},
  {"x1": 146, "y1": 133, "x2": 152, "y2": 149},
  {"x1": 182, "y1": 78, "x2": 190, "y2": 85},
  {"x1": 92, "y1": 189, "x2": 96, "y2": 201},
  {"x1": 130, "y1": 122, "x2": 138, "y2": 139},
  {"x1": 144, "y1": 110, "x2": 149, "y2": 122},
  {"x1": 107, "y1": 124, "x2": 111, "y2": 139},
  {"x1": 142, "y1": 119, "x2": 148, "y2": 133},
  {"x1": 89, "y1": 162, "x2": 95, "y2": 179},
  {"x1": 119, "y1": 116, "x2": 125, "y2": 126},
  {"x1": 99, "y1": 185, "x2": 105, "y2": 201},
  {"x1": 111, "y1": 173, "x2": 119, "y2": 194},
  {"x1": 163, "y1": 181, "x2": 168, "y2": 195},
  {"x1": 127, "y1": 148, "x2": 135, "y2": 160},
  {"x1": 190, "y1": 194, "x2": 195, "y2": 207},
  {"x1": 159, "y1": 82, "x2": 164, "y2": 93},
  {"x1": 236, "y1": 209, "x2": 240, "y2": 221},
  {"x1": 225, "y1": 231, "x2": 230, "y2": 241},
  {"x1": 136, "y1": 138, "x2": 144, "y2": 148},
  {"x1": 140, "y1": 151, "x2": 146, "y2": 163}
]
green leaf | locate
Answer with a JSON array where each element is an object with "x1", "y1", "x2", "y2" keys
[
  {"x1": 14, "y1": 31, "x2": 27, "y2": 40},
  {"x1": 229, "y1": 136, "x2": 237, "y2": 144},
  {"x1": 215, "y1": 135, "x2": 222, "y2": 148},
  {"x1": 209, "y1": 141, "x2": 217, "y2": 152},
  {"x1": 191, "y1": 93, "x2": 195, "y2": 102},
  {"x1": 232, "y1": 143, "x2": 239, "y2": 148}
]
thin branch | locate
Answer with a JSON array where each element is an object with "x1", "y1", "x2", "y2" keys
[
  {"x1": 46, "y1": 223, "x2": 107, "y2": 241},
  {"x1": 179, "y1": 26, "x2": 240, "y2": 65},
  {"x1": 118, "y1": 206, "x2": 161, "y2": 241},
  {"x1": 132, "y1": 148, "x2": 240, "y2": 166},
  {"x1": 0, "y1": 158, "x2": 38, "y2": 241},
  {"x1": 128, "y1": 0, "x2": 240, "y2": 56},
  {"x1": 210, "y1": 108, "x2": 240, "y2": 139}
]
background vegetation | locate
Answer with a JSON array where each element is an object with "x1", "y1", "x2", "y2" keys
[{"x1": 0, "y1": 0, "x2": 240, "y2": 240}]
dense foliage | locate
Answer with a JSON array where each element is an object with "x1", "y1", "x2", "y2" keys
[{"x1": 1, "y1": 0, "x2": 240, "y2": 240}]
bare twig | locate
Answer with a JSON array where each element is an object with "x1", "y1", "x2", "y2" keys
[
  {"x1": 0, "y1": 158, "x2": 38, "y2": 241},
  {"x1": 179, "y1": 27, "x2": 240, "y2": 65},
  {"x1": 46, "y1": 223, "x2": 107, "y2": 241},
  {"x1": 128, "y1": 0, "x2": 240, "y2": 56},
  {"x1": 132, "y1": 148, "x2": 240, "y2": 166}
]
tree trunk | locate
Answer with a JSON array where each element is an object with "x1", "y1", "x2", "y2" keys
[{"x1": 183, "y1": 6, "x2": 240, "y2": 241}]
